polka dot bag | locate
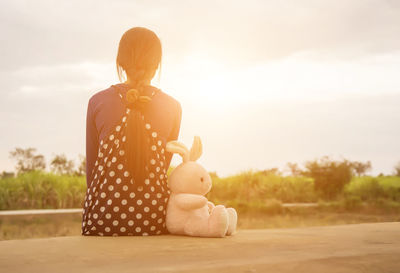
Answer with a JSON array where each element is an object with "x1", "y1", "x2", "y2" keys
[{"x1": 82, "y1": 87, "x2": 170, "y2": 236}]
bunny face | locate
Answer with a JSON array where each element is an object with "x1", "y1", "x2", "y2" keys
[
  {"x1": 166, "y1": 136, "x2": 212, "y2": 195},
  {"x1": 168, "y1": 161, "x2": 212, "y2": 195}
]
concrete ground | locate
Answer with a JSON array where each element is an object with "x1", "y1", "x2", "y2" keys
[{"x1": 0, "y1": 222, "x2": 399, "y2": 273}]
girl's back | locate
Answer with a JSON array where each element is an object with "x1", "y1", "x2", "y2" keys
[
  {"x1": 86, "y1": 83, "x2": 182, "y2": 186},
  {"x1": 82, "y1": 27, "x2": 182, "y2": 236},
  {"x1": 82, "y1": 83, "x2": 181, "y2": 236}
]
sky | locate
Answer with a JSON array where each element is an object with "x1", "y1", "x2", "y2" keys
[{"x1": 1, "y1": 0, "x2": 400, "y2": 177}]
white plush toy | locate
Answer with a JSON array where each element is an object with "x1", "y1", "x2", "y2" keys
[{"x1": 165, "y1": 136, "x2": 237, "y2": 237}]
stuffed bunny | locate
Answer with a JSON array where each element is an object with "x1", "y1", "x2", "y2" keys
[{"x1": 165, "y1": 136, "x2": 237, "y2": 237}]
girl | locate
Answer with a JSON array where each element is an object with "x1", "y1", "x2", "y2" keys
[{"x1": 82, "y1": 27, "x2": 182, "y2": 236}]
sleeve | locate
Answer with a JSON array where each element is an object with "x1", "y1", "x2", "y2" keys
[
  {"x1": 86, "y1": 99, "x2": 99, "y2": 187},
  {"x1": 165, "y1": 101, "x2": 182, "y2": 168}
]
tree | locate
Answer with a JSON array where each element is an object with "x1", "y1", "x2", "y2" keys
[
  {"x1": 50, "y1": 154, "x2": 75, "y2": 175},
  {"x1": 261, "y1": 168, "x2": 280, "y2": 176},
  {"x1": 304, "y1": 156, "x2": 353, "y2": 199},
  {"x1": 286, "y1": 162, "x2": 302, "y2": 176},
  {"x1": 208, "y1": 171, "x2": 219, "y2": 180},
  {"x1": 240, "y1": 170, "x2": 263, "y2": 203},
  {"x1": 9, "y1": 147, "x2": 46, "y2": 173},
  {"x1": 75, "y1": 154, "x2": 86, "y2": 176},
  {"x1": 394, "y1": 162, "x2": 400, "y2": 177},
  {"x1": 0, "y1": 171, "x2": 15, "y2": 178},
  {"x1": 351, "y1": 161, "x2": 372, "y2": 176}
]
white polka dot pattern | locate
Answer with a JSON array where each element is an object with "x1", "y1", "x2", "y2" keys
[{"x1": 82, "y1": 101, "x2": 171, "y2": 237}]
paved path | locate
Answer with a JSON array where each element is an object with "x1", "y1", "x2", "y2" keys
[
  {"x1": 0, "y1": 208, "x2": 83, "y2": 216},
  {"x1": 0, "y1": 222, "x2": 399, "y2": 273},
  {"x1": 0, "y1": 204, "x2": 317, "y2": 216}
]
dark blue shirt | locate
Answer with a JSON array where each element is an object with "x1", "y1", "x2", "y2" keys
[{"x1": 86, "y1": 83, "x2": 182, "y2": 187}]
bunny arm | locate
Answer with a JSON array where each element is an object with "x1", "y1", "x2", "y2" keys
[
  {"x1": 173, "y1": 193, "x2": 208, "y2": 210},
  {"x1": 207, "y1": 201, "x2": 215, "y2": 212}
]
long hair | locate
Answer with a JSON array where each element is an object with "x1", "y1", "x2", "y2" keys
[{"x1": 116, "y1": 27, "x2": 162, "y2": 186}]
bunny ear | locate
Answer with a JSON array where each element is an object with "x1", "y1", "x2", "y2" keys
[
  {"x1": 166, "y1": 141, "x2": 190, "y2": 163},
  {"x1": 189, "y1": 136, "x2": 203, "y2": 161}
]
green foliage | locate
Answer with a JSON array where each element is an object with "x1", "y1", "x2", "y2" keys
[
  {"x1": 304, "y1": 157, "x2": 353, "y2": 199},
  {"x1": 0, "y1": 171, "x2": 86, "y2": 210},
  {"x1": 286, "y1": 162, "x2": 302, "y2": 176},
  {"x1": 50, "y1": 154, "x2": 75, "y2": 175},
  {"x1": 1, "y1": 170, "x2": 400, "y2": 211},
  {"x1": 76, "y1": 154, "x2": 86, "y2": 176},
  {"x1": 343, "y1": 196, "x2": 363, "y2": 210},
  {"x1": 345, "y1": 176, "x2": 400, "y2": 202},
  {"x1": 350, "y1": 161, "x2": 372, "y2": 176},
  {"x1": 394, "y1": 161, "x2": 400, "y2": 177},
  {"x1": 9, "y1": 147, "x2": 46, "y2": 174},
  {"x1": 207, "y1": 170, "x2": 316, "y2": 204}
]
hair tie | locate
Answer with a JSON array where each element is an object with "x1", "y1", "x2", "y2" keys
[{"x1": 126, "y1": 88, "x2": 152, "y2": 106}]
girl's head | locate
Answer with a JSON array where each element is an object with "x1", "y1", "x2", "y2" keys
[{"x1": 116, "y1": 27, "x2": 162, "y2": 86}]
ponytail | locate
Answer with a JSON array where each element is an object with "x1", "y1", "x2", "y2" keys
[{"x1": 124, "y1": 72, "x2": 153, "y2": 187}]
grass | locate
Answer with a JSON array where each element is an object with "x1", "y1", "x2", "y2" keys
[{"x1": 0, "y1": 171, "x2": 86, "y2": 210}]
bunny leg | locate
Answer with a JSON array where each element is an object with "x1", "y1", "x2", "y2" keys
[
  {"x1": 183, "y1": 214, "x2": 209, "y2": 237},
  {"x1": 207, "y1": 205, "x2": 229, "y2": 237},
  {"x1": 226, "y1": 207, "x2": 238, "y2": 236}
]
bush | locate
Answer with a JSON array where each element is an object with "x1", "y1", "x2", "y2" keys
[
  {"x1": 304, "y1": 157, "x2": 353, "y2": 199},
  {"x1": 344, "y1": 196, "x2": 363, "y2": 210},
  {"x1": 207, "y1": 170, "x2": 316, "y2": 204},
  {"x1": 345, "y1": 176, "x2": 400, "y2": 202}
]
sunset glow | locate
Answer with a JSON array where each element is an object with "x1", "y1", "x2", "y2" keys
[{"x1": 1, "y1": 0, "x2": 400, "y2": 177}]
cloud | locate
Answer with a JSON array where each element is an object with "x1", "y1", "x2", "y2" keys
[{"x1": 1, "y1": 0, "x2": 400, "y2": 71}]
